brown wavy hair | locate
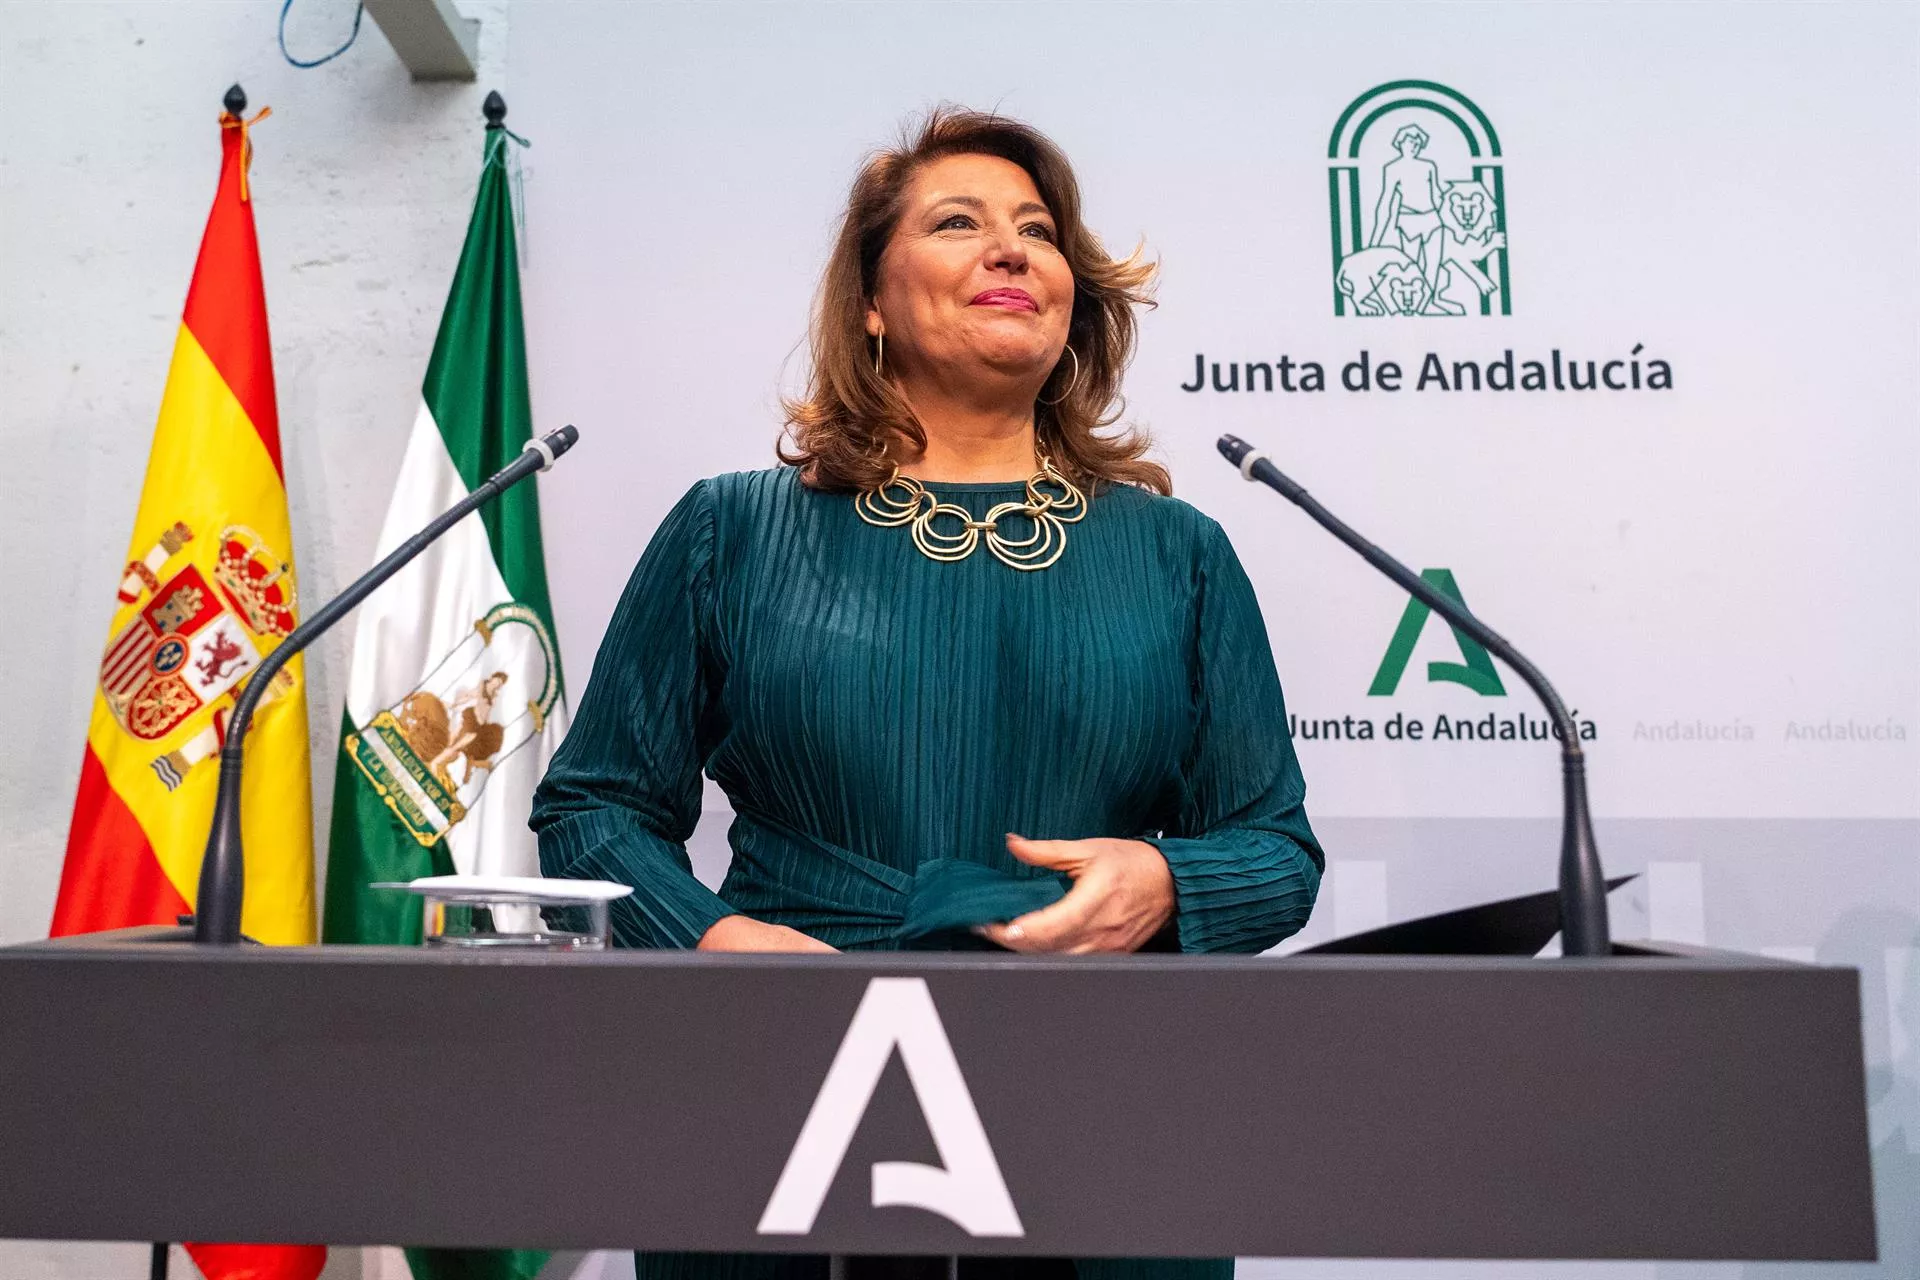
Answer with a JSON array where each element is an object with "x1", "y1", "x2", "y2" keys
[{"x1": 779, "y1": 106, "x2": 1168, "y2": 495}]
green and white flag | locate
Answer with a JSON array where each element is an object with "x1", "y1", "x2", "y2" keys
[{"x1": 322, "y1": 123, "x2": 562, "y2": 1280}]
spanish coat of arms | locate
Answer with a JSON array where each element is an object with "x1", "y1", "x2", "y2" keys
[{"x1": 99, "y1": 521, "x2": 297, "y2": 789}]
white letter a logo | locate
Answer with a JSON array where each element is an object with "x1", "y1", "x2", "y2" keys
[{"x1": 757, "y1": 977, "x2": 1023, "y2": 1237}]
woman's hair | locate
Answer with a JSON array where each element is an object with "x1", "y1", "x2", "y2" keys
[{"x1": 779, "y1": 106, "x2": 1168, "y2": 495}]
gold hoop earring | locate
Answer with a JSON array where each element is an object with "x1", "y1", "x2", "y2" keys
[
  {"x1": 873, "y1": 330, "x2": 885, "y2": 377},
  {"x1": 1038, "y1": 345, "x2": 1080, "y2": 406}
]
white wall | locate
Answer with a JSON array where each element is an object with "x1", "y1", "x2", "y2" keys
[
  {"x1": 1, "y1": 0, "x2": 511, "y2": 946},
  {"x1": 1, "y1": 2, "x2": 511, "y2": 1276}
]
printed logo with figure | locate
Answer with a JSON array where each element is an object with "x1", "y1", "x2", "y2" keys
[
  {"x1": 98, "y1": 522, "x2": 300, "y2": 790},
  {"x1": 345, "y1": 602, "x2": 560, "y2": 847},
  {"x1": 1329, "y1": 81, "x2": 1510, "y2": 317}
]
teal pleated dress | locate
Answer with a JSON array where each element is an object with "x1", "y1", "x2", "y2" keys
[{"x1": 531, "y1": 466, "x2": 1324, "y2": 1280}]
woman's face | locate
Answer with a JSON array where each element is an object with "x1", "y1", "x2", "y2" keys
[{"x1": 867, "y1": 153, "x2": 1074, "y2": 397}]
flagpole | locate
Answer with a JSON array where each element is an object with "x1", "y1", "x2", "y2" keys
[
  {"x1": 142, "y1": 58, "x2": 248, "y2": 1249},
  {"x1": 140, "y1": 73, "x2": 255, "y2": 1258}
]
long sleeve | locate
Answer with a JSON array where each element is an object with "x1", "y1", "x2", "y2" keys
[
  {"x1": 1148, "y1": 520, "x2": 1324, "y2": 954},
  {"x1": 531, "y1": 481, "x2": 734, "y2": 949}
]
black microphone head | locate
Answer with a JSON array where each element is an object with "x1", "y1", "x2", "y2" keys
[
  {"x1": 1217, "y1": 434, "x2": 1254, "y2": 467},
  {"x1": 544, "y1": 424, "x2": 579, "y2": 458}
]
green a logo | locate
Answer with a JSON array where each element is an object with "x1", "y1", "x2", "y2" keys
[
  {"x1": 1329, "y1": 81, "x2": 1510, "y2": 318},
  {"x1": 1368, "y1": 569, "x2": 1506, "y2": 697}
]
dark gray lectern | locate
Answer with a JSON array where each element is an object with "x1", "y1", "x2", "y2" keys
[{"x1": 0, "y1": 936, "x2": 1876, "y2": 1261}]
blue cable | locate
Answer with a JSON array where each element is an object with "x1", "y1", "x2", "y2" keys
[{"x1": 279, "y1": 0, "x2": 365, "y2": 69}]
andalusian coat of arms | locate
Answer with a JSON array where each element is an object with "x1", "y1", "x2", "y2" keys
[
  {"x1": 345, "y1": 601, "x2": 560, "y2": 847},
  {"x1": 1329, "y1": 80, "x2": 1511, "y2": 317}
]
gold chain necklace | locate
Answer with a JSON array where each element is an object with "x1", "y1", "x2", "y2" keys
[{"x1": 854, "y1": 457, "x2": 1087, "y2": 571}]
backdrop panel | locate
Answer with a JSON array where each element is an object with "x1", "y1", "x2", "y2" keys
[{"x1": 509, "y1": 3, "x2": 1918, "y2": 1275}]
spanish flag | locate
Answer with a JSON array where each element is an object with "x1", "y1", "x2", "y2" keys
[{"x1": 50, "y1": 100, "x2": 325, "y2": 1280}]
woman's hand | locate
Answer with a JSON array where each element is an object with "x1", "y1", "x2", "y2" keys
[
  {"x1": 974, "y1": 835, "x2": 1176, "y2": 954},
  {"x1": 697, "y1": 914, "x2": 839, "y2": 953}
]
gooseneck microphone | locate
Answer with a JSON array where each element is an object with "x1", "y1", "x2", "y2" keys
[
  {"x1": 193, "y1": 425, "x2": 581, "y2": 944},
  {"x1": 1217, "y1": 433, "x2": 1611, "y2": 957}
]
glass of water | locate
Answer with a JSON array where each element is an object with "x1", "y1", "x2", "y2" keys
[{"x1": 376, "y1": 876, "x2": 633, "y2": 950}]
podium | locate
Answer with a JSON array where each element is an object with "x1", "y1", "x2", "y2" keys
[{"x1": 0, "y1": 933, "x2": 1876, "y2": 1261}]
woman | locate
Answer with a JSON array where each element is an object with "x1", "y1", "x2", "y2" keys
[{"x1": 532, "y1": 108, "x2": 1322, "y2": 1278}]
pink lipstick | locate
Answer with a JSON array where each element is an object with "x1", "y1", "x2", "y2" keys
[{"x1": 971, "y1": 288, "x2": 1037, "y2": 311}]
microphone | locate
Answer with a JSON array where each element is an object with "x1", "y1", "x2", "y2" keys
[
  {"x1": 193, "y1": 425, "x2": 581, "y2": 944},
  {"x1": 1217, "y1": 433, "x2": 1611, "y2": 957}
]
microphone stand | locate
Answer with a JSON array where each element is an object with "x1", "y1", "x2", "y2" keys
[
  {"x1": 1217, "y1": 433, "x2": 1611, "y2": 957},
  {"x1": 192, "y1": 425, "x2": 580, "y2": 944}
]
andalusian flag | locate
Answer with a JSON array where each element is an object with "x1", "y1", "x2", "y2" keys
[
  {"x1": 321, "y1": 111, "x2": 562, "y2": 1280},
  {"x1": 51, "y1": 102, "x2": 327, "y2": 1280}
]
